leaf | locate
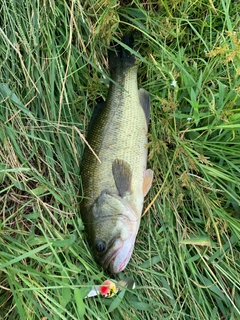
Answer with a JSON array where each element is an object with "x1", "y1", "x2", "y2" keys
[
  {"x1": 22, "y1": 212, "x2": 40, "y2": 220},
  {"x1": 129, "y1": 296, "x2": 151, "y2": 311},
  {"x1": 74, "y1": 288, "x2": 86, "y2": 319},
  {"x1": 108, "y1": 289, "x2": 126, "y2": 313},
  {"x1": 0, "y1": 163, "x2": 7, "y2": 183},
  {"x1": 29, "y1": 185, "x2": 48, "y2": 196},
  {"x1": 0, "y1": 243, "x2": 50, "y2": 268},
  {"x1": 0, "y1": 83, "x2": 34, "y2": 118},
  {"x1": 198, "y1": 275, "x2": 229, "y2": 303},
  {"x1": 161, "y1": 277, "x2": 176, "y2": 308},
  {"x1": 169, "y1": 113, "x2": 192, "y2": 119},
  {"x1": 52, "y1": 235, "x2": 76, "y2": 247},
  {"x1": 179, "y1": 236, "x2": 212, "y2": 247},
  {"x1": 139, "y1": 255, "x2": 161, "y2": 269},
  {"x1": 62, "y1": 287, "x2": 71, "y2": 308}
]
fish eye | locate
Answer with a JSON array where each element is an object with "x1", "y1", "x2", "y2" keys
[{"x1": 95, "y1": 240, "x2": 106, "y2": 253}]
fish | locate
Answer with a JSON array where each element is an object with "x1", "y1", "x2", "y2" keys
[{"x1": 80, "y1": 35, "x2": 153, "y2": 274}]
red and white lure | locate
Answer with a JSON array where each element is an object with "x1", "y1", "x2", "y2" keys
[{"x1": 86, "y1": 277, "x2": 135, "y2": 298}]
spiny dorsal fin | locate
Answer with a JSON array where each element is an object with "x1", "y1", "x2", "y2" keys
[
  {"x1": 87, "y1": 98, "x2": 105, "y2": 133},
  {"x1": 138, "y1": 88, "x2": 150, "y2": 125},
  {"x1": 112, "y1": 159, "x2": 132, "y2": 197}
]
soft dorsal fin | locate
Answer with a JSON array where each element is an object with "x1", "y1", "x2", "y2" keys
[
  {"x1": 138, "y1": 88, "x2": 150, "y2": 125},
  {"x1": 112, "y1": 159, "x2": 132, "y2": 197}
]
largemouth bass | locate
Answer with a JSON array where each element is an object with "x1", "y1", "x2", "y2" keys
[{"x1": 80, "y1": 35, "x2": 153, "y2": 274}]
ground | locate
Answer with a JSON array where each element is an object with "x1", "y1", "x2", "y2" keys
[{"x1": 0, "y1": 1, "x2": 240, "y2": 319}]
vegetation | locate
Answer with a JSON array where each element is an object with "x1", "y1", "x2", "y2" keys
[{"x1": 0, "y1": 0, "x2": 239, "y2": 319}]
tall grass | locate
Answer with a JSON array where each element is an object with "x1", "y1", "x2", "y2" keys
[{"x1": 0, "y1": 0, "x2": 240, "y2": 319}]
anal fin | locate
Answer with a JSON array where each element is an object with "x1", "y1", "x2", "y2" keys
[{"x1": 142, "y1": 169, "x2": 153, "y2": 197}]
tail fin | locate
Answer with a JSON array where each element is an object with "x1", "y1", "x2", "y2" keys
[{"x1": 108, "y1": 34, "x2": 136, "y2": 74}]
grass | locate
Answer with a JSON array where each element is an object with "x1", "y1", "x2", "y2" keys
[{"x1": 0, "y1": 0, "x2": 240, "y2": 319}]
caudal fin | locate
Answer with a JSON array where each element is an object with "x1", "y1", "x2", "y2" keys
[{"x1": 108, "y1": 34, "x2": 136, "y2": 74}]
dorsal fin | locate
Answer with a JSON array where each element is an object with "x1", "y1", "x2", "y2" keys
[{"x1": 138, "y1": 88, "x2": 150, "y2": 125}]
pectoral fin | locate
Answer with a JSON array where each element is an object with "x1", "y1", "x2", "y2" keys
[
  {"x1": 142, "y1": 169, "x2": 153, "y2": 197},
  {"x1": 112, "y1": 159, "x2": 132, "y2": 197}
]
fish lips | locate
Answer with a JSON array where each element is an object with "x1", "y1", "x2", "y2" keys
[{"x1": 101, "y1": 235, "x2": 136, "y2": 274}]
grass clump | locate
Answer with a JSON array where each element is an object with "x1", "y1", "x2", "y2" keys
[{"x1": 0, "y1": 0, "x2": 240, "y2": 319}]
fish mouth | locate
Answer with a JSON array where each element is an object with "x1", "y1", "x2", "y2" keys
[
  {"x1": 101, "y1": 238, "x2": 123, "y2": 271},
  {"x1": 101, "y1": 237, "x2": 135, "y2": 274}
]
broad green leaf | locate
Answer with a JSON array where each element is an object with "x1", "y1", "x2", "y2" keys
[
  {"x1": 108, "y1": 289, "x2": 126, "y2": 313},
  {"x1": 74, "y1": 288, "x2": 86, "y2": 319},
  {"x1": 52, "y1": 235, "x2": 76, "y2": 247}
]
